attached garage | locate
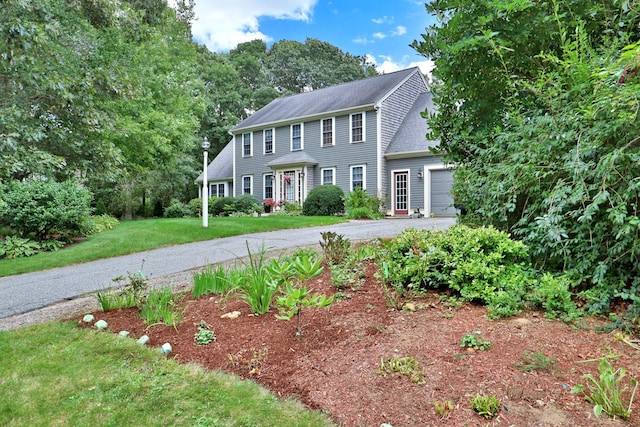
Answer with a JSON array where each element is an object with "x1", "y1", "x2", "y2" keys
[{"x1": 424, "y1": 165, "x2": 455, "y2": 217}]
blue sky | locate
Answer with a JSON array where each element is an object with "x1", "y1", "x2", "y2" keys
[{"x1": 188, "y1": 0, "x2": 437, "y2": 75}]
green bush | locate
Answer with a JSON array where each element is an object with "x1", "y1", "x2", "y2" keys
[
  {"x1": 377, "y1": 225, "x2": 579, "y2": 319},
  {"x1": 84, "y1": 214, "x2": 120, "y2": 235},
  {"x1": 0, "y1": 236, "x2": 41, "y2": 259},
  {"x1": 343, "y1": 187, "x2": 384, "y2": 219},
  {"x1": 188, "y1": 198, "x2": 203, "y2": 217},
  {"x1": 232, "y1": 194, "x2": 261, "y2": 215},
  {"x1": 303, "y1": 185, "x2": 344, "y2": 216},
  {"x1": 0, "y1": 179, "x2": 93, "y2": 240},
  {"x1": 164, "y1": 199, "x2": 192, "y2": 218},
  {"x1": 210, "y1": 196, "x2": 235, "y2": 216}
]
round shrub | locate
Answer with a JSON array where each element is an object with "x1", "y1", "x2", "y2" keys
[
  {"x1": 164, "y1": 199, "x2": 192, "y2": 218},
  {"x1": 303, "y1": 185, "x2": 344, "y2": 216}
]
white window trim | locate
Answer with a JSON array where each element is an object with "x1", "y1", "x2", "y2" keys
[
  {"x1": 350, "y1": 164, "x2": 366, "y2": 190},
  {"x1": 263, "y1": 128, "x2": 274, "y2": 155},
  {"x1": 242, "y1": 132, "x2": 253, "y2": 157},
  {"x1": 349, "y1": 112, "x2": 366, "y2": 143},
  {"x1": 391, "y1": 169, "x2": 410, "y2": 216},
  {"x1": 320, "y1": 117, "x2": 335, "y2": 147},
  {"x1": 423, "y1": 163, "x2": 454, "y2": 217},
  {"x1": 242, "y1": 175, "x2": 253, "y2": 195},
  {"x1": 290, "y1": 123, "x2": 304, "y2": 151},
  {"x1": 263, "y1": 173, "x2": 274, "y2": 200},
  {"x1": 321, "y1": 167, "x2": 336, "y2": 185}
]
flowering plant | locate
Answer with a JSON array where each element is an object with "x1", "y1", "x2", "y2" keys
[
  {"x1": 263, "y1": 198, "x2": 276, "y2": 207},
  {"x1": 283, "y1": 175, "x2": 291, "y2": 183}
]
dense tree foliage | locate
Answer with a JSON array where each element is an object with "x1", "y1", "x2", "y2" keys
[
  {"x1": 1, "y1": 0, "x2": 376, "y2": 218},
  {"x1": 413, "y1": 0, "x2": 640, "y2": 313}
]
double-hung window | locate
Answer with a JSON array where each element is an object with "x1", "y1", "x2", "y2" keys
[
  {"x1": 264, "y1": 174, "x2": 274, "y2": 200},
  {"x1": 242, "y1": 175, "x2": 252, "y2": 195},
  {"x1": 350, "y1": 165, "x2": 365, "y2": 190},
  {"x1": 321, "y1": 167, "x2": 336, "y2": 185},
  {"x1": 350, "y1": 112, "x2": 365, "y2": 143},
  {"x1": 291, "y1": 123, "x2": 303, "y2": 151},
  {"x1": 263, "y1": 129, "x2": 273, "y2": 154},
  {"x1": 321, "y1": 118, "x2": 334, "y2": 147},
  {"x1": 242, "y1": 132, "x2": 252, "y2": 157}
]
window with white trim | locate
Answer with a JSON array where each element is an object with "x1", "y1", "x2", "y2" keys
[
  {"x1": 321, "y1": 118, "x2": 334, "y2": 147},
  {"x1": 263, "y1": 174, "x2": 273, "y2": 200},
  {"x1": 263, "y1": 129, "x2": 273, "y2": 154},
  {"x1": 350, "y1": 112, "x2": 365, "y2": 143},
  {"x1": 211, "y1": 183, "x2": 225, "y2": 197},
  {"x1": 242, "y1": 175, "x2": 252, "y2": 195},
  {"x1": 291, "y1": 123, "x2": 303, "y2": 151},
  {"x1": 321, "y1": 167, "x2": 336, "y2": 185},
  {"x1": 242, "y1": 132, "x2": 252, "y2": 157},
  {"x1": 350, "y1": 165, "x2": 365, "y2": 190}
]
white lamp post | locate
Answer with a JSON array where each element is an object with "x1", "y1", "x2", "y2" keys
[{"x1": 202, "y1": 136, "x2": 210, "y2": 228}]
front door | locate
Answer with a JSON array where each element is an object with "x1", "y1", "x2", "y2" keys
[{"x1": 393, "y1": 171, "x2": 408, "y2": 215}]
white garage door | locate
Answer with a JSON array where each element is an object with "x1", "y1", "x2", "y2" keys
[{"x1": 430, "y1": 169, "x2": 455, "y2": 217}]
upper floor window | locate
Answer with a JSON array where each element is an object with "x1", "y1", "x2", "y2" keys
[
  {"x1": 350, "y1": 165, "x2": 365, "y2": 190},
  {"x1": 242, "y1": 175, "x2": 252, "y2": 195},
  {"x1": 291, "y1": 123, "x2": 303, "y2": 151},
  {"x1": 321, "y1": 167, "x2": 336, "y2": 185},
  {"x1": 242, "y1": 132, "x2": 252, "y2": 157},
  {"x1": 350, "y1": 112, "x2": 365, "y2": 143},
  {"x1": 321, "y1": 118, "x2": 334, "y2": 147},
  {"x1": 263, "y1": 129, "x2": 273, "y2": 154}
]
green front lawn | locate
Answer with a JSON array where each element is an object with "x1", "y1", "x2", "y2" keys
[
  {"x1": 0, "y1": 322, "x2": 334, "y2": 427},
  {"x1": 0, "y1": 216, "x2": 346, "y2": 277}
]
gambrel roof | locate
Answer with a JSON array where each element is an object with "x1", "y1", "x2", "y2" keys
[{"x1": 230, "y1": 67, "x2": 421, "y2": 133}]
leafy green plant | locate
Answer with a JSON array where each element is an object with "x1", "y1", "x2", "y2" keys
[
  {"x1": 302, "y1": 184, "x2": 344, "y2": 216},
  {"x1": 96, "y1": 269, "x2": 149, "y2": 311},
  {"x1": 460, "y1": 332, "x2": 491, "y2": 351},
  {"x1": 319, "y1": 231, "x2": 350, "y2": 265},
  {"x1": 515, "y1": 351, "x2": 556, "y2": 372},
  {"x1": 0, "y1": 236, "x2": 41, "y2": 259},
  {"x1": 237, "y1": 242, "x2": 280, "y2": 315},
  {"x1": 193, "y1": 264, "x2": 233, "y2": 298},
  {"x1": 343, "y1": 187, "x2": 384, "y2": 219},
  {"x1": 471, "y1": 394, "x2": 501, "y2": 418},
  {"x1": 433, "y1": 400, "x2": 454, "y2": 418},
  {"x1": 276, "y1": 283, "x2": 334, "y2": 339},
  {"x1": 194, "y1": 321, "x2": 216, "y2": 346},
  {"x1": 571, "y1": 357, "x2": 638, "y2": 420},
  {"x1": 139, "y1": 288, "x2": 185, "y2": 330},
  {"x1": 378, "y1": 355, "x2": 425, "y2": 384}
]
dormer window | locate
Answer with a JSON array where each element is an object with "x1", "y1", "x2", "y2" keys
[
  {"x1": 291, "y1": 123, "x2": 303, "y2": 151},
  {"x1": 350, "y1": 112, "x2": 365, "y2": 143}
]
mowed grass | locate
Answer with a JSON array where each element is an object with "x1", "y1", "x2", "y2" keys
[
  {"x1": 0, "y1": 216, "x2": 346, "y2": 277},
  {"x1": 0, "y1": 322, "x2": 334, "y2": 427}
]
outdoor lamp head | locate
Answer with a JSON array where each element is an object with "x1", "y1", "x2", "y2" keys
[{"x1": 202, "y1": 136, "x2": 210, "y2": 151}]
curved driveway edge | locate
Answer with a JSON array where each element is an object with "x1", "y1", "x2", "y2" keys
[{"x1": 0, "y1": 217, "x2": 455, "y2": 321}]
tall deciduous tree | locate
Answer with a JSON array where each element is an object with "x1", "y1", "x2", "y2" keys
[{"x1": 413, "y1": 0, "x2": 640, "y2": 312}]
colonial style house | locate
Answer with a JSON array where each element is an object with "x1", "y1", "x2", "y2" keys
[{"x1": 196, "y1": 67, "x2": 455, "y2": 217}]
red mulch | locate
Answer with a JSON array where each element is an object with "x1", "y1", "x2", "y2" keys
[{"x1": 81, "y1": 261, "x2": 639, "y2": 426}]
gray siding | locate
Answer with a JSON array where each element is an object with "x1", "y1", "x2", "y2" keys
[
  {"x1": 378, "y1": 72, "x2": 429, "y2": 202},
  {"x1": 387, "y1": 155, "x2": 452, "y2": 216}
]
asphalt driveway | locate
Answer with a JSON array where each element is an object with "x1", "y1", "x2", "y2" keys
[{"x1": 0, "y1": 217, "x2": 455, "y2": 321}]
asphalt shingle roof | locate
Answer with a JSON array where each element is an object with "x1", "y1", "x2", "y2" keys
[
  {"x1": 195, "y1": 140, "x2": 233, "y2": 183},
  {"x1": 385, "y1": 92, "x2": 439, "y2": 155},
  {"x1": 231, "y1": 67, "x2": 420, "y2": 133}
]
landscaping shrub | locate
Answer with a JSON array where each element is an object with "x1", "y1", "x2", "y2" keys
[
  {"x1": 210, "y1": 196, "x2": 235, "y2": 216},
  {"x1": 164, "y1": 199, "x2": 192, "y2": 218},
  {"x1": 343, "y1": 187, "x2": 384, "y2": 219},
  {"x1": 188, "y1": 198, "x2": 203, "y2": 217},
  {"x1": 0, "y1": 179, "x2": 92, "y2": 241},
  {"x1": 303, "y1": 185, "x2": 344, "y2": 216},
  {"x1": 377, "y1": 225, "x2": 578, "y2": 319},
  {"x1": 232, "y1": 194, "x2": 261, "y2": 215},
  {"x1": 84, "y1": 214, "x2": 120, "y2": 235}
]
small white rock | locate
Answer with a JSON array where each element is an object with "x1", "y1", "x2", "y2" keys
[
  {"x1": 94, "y1": 319, "x2": 108, "y2": 330},
  {"x1": 161, "y1": 343, "x2": 172, "y2": 355},
  {"x1": 137, "y1": 335, "x2": 150, "y2": 345},
  {"x1": 221, "y1": 310, "x2": 242, "y2": 319},
  {"x1": 82, "y1": 314, "x2": 95, "y2": 323},
  {"x1": 118, "y1": 330, "x2": 130, "y2": 338}
]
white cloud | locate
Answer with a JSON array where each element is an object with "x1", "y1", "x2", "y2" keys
[
  {"x1": 366, "y1": 54, "x2": 435, "y2": 82},
  {"x1": 391, "y1": 25, "x2": 407, "y2": 36},
  {"x1": 191, "y1": 0, "x2": 318, "y2": 52},
  {"x1": 353, "y1": 37, "x2": 374, "y2": 45},
  {"x1": 371, "y1": 16, "x2": 393, "y2": 24},
  {"x1": 373, "y1": 32, "x2": 386, "y2": 40}
]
